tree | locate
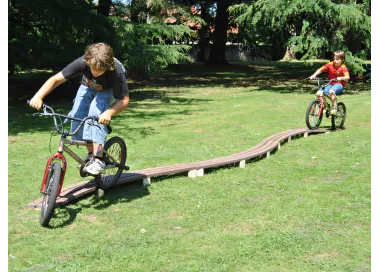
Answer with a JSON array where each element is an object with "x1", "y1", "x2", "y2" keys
[
  {"x1": 110, "y1": 0, "x2": 196, "y2": 78},
  {"x1": 230, "y1": 0, "x2": 371, "y2": 73},
  {"x1": 8, "y1": 0, "x2": 196, "y2": 78},
  {"x1": 189, "y1": 0, "x2": 252, "y2": 65},
  {"x1": 206, "y1": 0, "x2": 233, "y2": 65},
  {"x1": 8, "y1": 0, "x2": 116, "y2": 73},
  {"x1": 98, "y1": 0, "x2": 112, "y2": 17}
]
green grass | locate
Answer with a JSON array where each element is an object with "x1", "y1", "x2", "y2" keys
[{"x1": 8, "y1": 61, "x2": 371, "y2": 271}]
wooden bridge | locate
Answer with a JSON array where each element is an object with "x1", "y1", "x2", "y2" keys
[{"x1": 27, "y1": 128, "x2": 329, "y2": 209}]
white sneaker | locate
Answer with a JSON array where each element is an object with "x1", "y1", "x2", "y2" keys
[{"x1": 83, "y1": 159, "x2": 106, "y2": 175}]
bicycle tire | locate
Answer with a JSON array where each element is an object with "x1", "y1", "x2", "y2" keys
[
  {"x1": 306, "y1": 99, "x2": 323, "y2": 130},
  {"x1": 40, "y1": 162, "x2": 61, "y2": 227},
  {"x1": 332, "y1": 102, "x2": 346, "y2": 130},
  {"x1": 95, "y1": 136, "x2": 127, "y2": 190}
]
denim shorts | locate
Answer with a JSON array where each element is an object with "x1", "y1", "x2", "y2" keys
[
  {"x1": 69, "y1": 84, "x2": 114, "y2": 145},
  {"x1": 319, "y1": 83, "x2": 344, "y2": 96}
]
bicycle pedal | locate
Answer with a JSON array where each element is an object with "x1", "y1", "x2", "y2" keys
[{"x1": 79, "y1": 168, "x2": 91, "y2": 178}]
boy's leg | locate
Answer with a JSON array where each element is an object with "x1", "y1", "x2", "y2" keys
[
  {"x1": 83, "y1": 89, "x2": 114, "y2": 150},
  {"x1": 70, "y1": 85, "x2": 95, "y2": 152},
  {"x1": 322, "y1": 84, "x2": 333, "y2": 96},
  {"x1": 82, "y1": 89, "x2": 113, "y2": 175},
  {"x1": 329, "y1": 84, "x2": 344, "y2": 110}
]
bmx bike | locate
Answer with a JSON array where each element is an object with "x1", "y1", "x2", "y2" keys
[
  {"x1": 28, "y1": 101, "x2": 128, "y2": 227},
  {"x1": 305, "y1": 78, "x2": 346, "y2": 130}
]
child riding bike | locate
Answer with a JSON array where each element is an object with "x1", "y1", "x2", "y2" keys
[
  {"x1": 29, "y1": 43, "x2": 130, "y2": 176},
  {"x1": 309, "y1": 50, "x2": 350, "y2": 115}
]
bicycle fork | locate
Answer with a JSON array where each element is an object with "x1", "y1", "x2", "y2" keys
[
  {"x1": 313, "y1": 96, "x2": 325, "y2": 117},
  {"x1": 40, "y1": 144, "x2": 67, "y2": 197}
]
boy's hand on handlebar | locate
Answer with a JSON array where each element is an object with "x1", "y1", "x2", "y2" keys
[
  {"x1": 309, "y1": 75, "x2": 317, "y2": 80},
  {"x1": 29, "y1": 97, "x2": 43, "y2": 111},
  {"x1": 98, "y1": 111, "x2": 112, "y2": 125}
]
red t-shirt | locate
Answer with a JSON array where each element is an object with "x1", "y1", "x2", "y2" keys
[{"x1": 320, "y1": 62, "x2": 349, "y2": 87}]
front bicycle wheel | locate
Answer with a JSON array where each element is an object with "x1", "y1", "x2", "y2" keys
[
  {"x1": 306, "y1": 99, "x2": 323, "y2": 130},
  {"x1": 332, "y1": 102, "x2": 346, "y2": 130},
  {"x1": 40, "y1": 162, "x2": 61, "y2": 227},
  {"x1": 95, "y1": 136, "x2": 127, "y2": 190}
]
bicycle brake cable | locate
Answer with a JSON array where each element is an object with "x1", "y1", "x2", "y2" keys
[
  {"x1": 48, "y1": 115, "x2": 65, "y2": 154},
  {"x1": 49, "y1": 130, "x2": 55, "y2": 155}
]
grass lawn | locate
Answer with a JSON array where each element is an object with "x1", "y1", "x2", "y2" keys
[{"x1": 8, "y1": 61, "x2": 371, "y2": 271}]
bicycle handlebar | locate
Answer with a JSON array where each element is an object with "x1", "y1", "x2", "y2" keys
[
  {"x1": 27, "y1": 100, "x2": 112, "y2": 136},
  {"x1": 310, "y1": 78, "x2": 338, "y2": 88}
]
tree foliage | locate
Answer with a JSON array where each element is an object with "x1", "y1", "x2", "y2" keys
[
  {"x1": 8, "y1": 0, "x2": 196, "y2": 77},
  {"x1": 113, "y1": 19, "x2": 193, "y2": 77},
  {"x1": 8, "y1": 0, "x2": 116, "y2": 74},
  {"x1": 111, "y1": 0, "x2": 198, "y2": 77},
  {"x1": 230, "y1": 0, "x2": 371, "y2": 73},
  {"x1": 8, "y1": 0, "x2": 371, "y2": 76}
]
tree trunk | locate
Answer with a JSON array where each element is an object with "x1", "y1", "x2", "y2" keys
[
  {"x1": 282, "y1": 46, "x2": 296, "y2": 61},
  {"x1": 130, "y1": 0, "x2": 140, "y2": 22},
  {"x1": 196, "y1": 4, "x2": 210, "y2": 62},
  {"x1": 196, "y1": 29, "x2": 207, "y2": 62},
  {"x1": 97, "y1": 0, "x2": 112, "y2": 17},
  {"x1": 129, "y1": 0, "x2": 148, "y2": 79},
  {"x1": 206, "y1": 0, "x2": 232, "y2": 66}
]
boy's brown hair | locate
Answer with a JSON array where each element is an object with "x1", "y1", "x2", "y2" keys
[
  {"x1": 334, "y1": 50, "x2": 345, "y2": 62},
  {"x1": 84, "y1": 43, "x2": 115, "y2": 71}
]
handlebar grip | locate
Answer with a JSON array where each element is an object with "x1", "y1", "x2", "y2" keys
[
  {"x1": 27, "y1": 99, "x2": 46, "y2": 108},
  {"x1": 91, "y1": 116, "x2": 112, "y2": 134},
  {"x1": 107, "y1": 125, "x2": 112, "y2": 134}
]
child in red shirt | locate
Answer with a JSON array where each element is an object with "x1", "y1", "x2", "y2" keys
[{"x1": 309, "y1": 50, "x2": 350, "y2": 115}]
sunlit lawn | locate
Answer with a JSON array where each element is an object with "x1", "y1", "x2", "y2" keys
[{"x1": 8, "y1": 61, "x2": 371, "y2": 271}]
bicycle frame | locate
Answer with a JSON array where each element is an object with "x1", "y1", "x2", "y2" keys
[
  {"x1": 40, "y1": 137, "x2": 91, "y2": 195},
  {"x1": 315, "y1": 95, "x2": 330, "y2": 117},
  {"x1": 313, "y1": 78, "x2": 336, "y2": 117},
  {"x1": 32, "y1": 101, "x2": 121, "y2": 197},
  {"x1": 41, "y1": 136, "x2": 121, "y2": 196}
]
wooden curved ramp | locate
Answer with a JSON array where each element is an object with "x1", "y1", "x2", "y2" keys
[{"x1": 27, "y1": 128, "x2": 329, "y2": 209}]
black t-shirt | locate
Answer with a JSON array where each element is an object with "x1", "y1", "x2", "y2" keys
[{"x1": 61, "y1": 56, "x2": 128, "y2": 99}]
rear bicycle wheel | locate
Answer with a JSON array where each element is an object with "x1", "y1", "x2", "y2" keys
[
  {"x1": 95, "y1": 136, "x2": 127, "y2": 190},
  {"x1": 40, "y1": 162, "x2": 61, "y2": 227},
  {"x1": 332, "y1": 102, "x2": 346, "y2": 130},
  {"x1": 306, "y1": 99, "x2": 323, "y2": 130}
]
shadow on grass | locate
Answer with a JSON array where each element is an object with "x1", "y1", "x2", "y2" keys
[
  {"x1": 9, "y1": 61, "x2": 370, "y2": 107},
  {"x1": 133, "y1": 62, "x2": 370, "y2": 95},
  {"x1": 50, "y1": 181, "x2": 150, "y2": 228},
  {"x1": 8, "y1": 61, "x2": 367, "y2": 138},
  {"x1": 8, "y1": 90, "x2": 212, "y2": 138},
  {"x1": 128, "y1": 62, "x2": 320, "y2": 91}
]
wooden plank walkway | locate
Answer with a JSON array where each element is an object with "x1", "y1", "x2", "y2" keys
[{"x1": 27, "y1": 128, "x2": 329, "y2": 209}]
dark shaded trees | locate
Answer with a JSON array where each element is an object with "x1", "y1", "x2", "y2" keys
[
  {"x1": 8, "y1": 0, "x2": 195, "y2": 78},
  {"x1": 205, "y1": 0, "x2": 233, "y2": 65},
  {"x1": 98, "y1": 0, "x2": 112, "y2": 17},
  {"x1": 231, "y1": 0, "x2": 371, "y2": 73},
  {"x1": 8, "y1": 0, "x2": 116, "y2": 73}
]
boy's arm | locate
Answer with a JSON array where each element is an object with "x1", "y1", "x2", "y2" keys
[
  {"x1": 29, "y1": 72, "x2": 67, "y2": 110},
  {"x1": 98, "y1": 94, "x2": 130, "y2": 125},
  {"x1": 337, "y1": 70, "x2": 350, "y2": 81},
  {"x1": 337, "y1": 75, "x2": 350, "y2": 81},
  {"x1": 310, "y1": 69, "x2": 322, "y2": 79}
]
